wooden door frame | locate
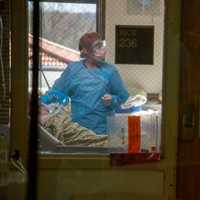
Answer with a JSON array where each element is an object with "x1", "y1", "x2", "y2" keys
[{"x1": 10, "y1": 0, "x2": 181, "y2": 199}]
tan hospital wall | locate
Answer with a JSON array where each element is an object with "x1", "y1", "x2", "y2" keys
[{"x1": 105, "y1": 0, "x2": 164, "y2": 94}]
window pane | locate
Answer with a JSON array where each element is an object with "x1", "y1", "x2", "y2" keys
[
  {"x1": 28, "y1": 0, "x2": 164, "y2": 156},
  {"x1": 105, "y1": 0, "x2": 164, "y2": 154}
]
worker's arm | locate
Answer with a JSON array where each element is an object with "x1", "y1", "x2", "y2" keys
[
  {"x1": 40, "y1": 64, "x2": 72, "y2": 105},
  {"x1": 104, "y1": 68, "x2": 129, "y2": 109}
]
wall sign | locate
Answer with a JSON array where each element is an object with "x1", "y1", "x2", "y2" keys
[{"x1": 115, "y1": 25, "x2": 154, "y2": 65}]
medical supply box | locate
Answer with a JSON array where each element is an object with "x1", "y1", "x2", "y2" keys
[{"x1": 107, "y1": 109, "x2": 161, "y2": 153}]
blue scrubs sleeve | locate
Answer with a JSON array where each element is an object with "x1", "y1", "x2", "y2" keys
[
  {"x1": 109, "y1": 69, "x2": 129, "y2": 109},
  {"x1": 52, "y1": 65, "x2": 71, "y2": 93},
  {"x1": 40, "y1": 65, "x2": 72, "y2": 105}
]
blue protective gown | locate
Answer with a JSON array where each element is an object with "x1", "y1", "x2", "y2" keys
[{"x1": 50, "y1": 60, "x2": 129, "y2": 134}]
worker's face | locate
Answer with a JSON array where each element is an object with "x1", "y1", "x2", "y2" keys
[{"x1": 87, "y1": 40, "x2": 107, "y2": 62}]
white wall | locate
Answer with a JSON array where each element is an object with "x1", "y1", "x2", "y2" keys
[{"x1": 105, "y1": 0, "x2": 164, "y2": 95}]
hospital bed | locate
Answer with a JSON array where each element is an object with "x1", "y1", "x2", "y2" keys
[{"x1": 38, "y1": 103, "x2": 161, "y2": 154}]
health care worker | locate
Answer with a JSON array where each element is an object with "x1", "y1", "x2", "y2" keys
[{"x1": 41, "y1": 32, "x2": 129, "y2": 134}]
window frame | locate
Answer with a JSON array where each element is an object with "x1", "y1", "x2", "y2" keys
[
  {"x1": 31, "y1": 0, "x2": 162, "y2": 159},
  {"x1": 11, "y1": 0, "x2": 180, "y2": 169}
]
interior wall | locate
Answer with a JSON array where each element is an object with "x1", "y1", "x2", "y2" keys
[
  {"x1": 105, "y1": 0, "x2": 164, "y2": 95},
  {"x1": 37, "y1": 168, "x2": 165, "y2": 200}
]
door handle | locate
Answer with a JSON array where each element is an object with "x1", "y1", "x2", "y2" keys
[
  {"x1": 182, "y1": 104, "x2": 195, "y2": 128},
  {"x1": 180, "y1": 104, "x2": 196, "y2": 141}
]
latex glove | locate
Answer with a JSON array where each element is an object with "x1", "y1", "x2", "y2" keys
[
  {"x1": 102, "y1": 94, "x2": 112, "y2": 107},
  {"x1": 40, "y1": 90, "x2": 68, "y2": 106}
]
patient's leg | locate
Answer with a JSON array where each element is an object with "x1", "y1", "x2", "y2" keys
[{"x1": 39, "y1": 104, "x2": 108, "y2": 147}]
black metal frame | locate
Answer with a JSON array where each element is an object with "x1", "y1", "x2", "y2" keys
[{"x1": 27, "y1": 1, "x2": 40, "y2": 200}]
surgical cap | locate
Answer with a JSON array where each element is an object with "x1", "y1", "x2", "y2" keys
[{"x1": 79, "y1": 32, "x2": 101, "y2": 51}]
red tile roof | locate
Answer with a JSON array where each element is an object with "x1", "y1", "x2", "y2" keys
[{"x1": 28, "y1": 34, "x2": 80, "y2": 70}]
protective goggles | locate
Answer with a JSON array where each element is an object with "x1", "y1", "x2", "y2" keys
[{"x1": 91, "y1": 40, "x2": 106, "y2": 53}]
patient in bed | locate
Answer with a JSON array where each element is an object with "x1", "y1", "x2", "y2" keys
[
  {"x1": 39, "y1": 103, "x2": 108, "y2": 147},
  {"x1": 38, "y1": 86, "x2": 148, "y2": 148}
]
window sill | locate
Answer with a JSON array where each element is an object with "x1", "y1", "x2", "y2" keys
[
  {"x1": 38, "y1": 152, "x2": 162, "y2": 170},
  {"x1": 38, "y1": 154, "x2": 111, "y2": 169}
]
